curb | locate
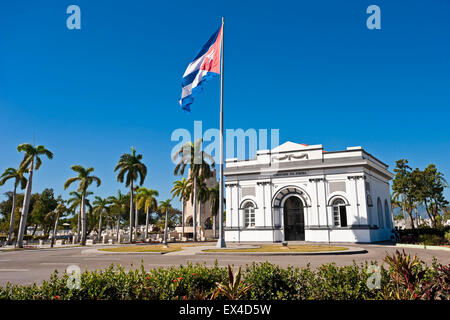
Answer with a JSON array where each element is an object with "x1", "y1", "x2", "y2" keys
[
  {"x1": 396, "y1": 243, "x2": 450, "y2": 252},
  {"x1": 196, "y1": 247, "x2": 368, "y2": 256}
]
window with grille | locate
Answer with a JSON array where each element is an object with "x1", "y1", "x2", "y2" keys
[
  {"x1": 332, "y1": 198, "x2": 347, "y2": 227},
  {"x1": 244, "y1": 204, "x2": 255, "y2": 228}
]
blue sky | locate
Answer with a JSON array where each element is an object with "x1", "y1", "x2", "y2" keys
[{"x1": 0, "y1": 0, "x2": 449, "y2": 208}]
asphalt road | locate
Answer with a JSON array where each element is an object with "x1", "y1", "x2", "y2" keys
[{"x1": 0, "y1": 243, "x2": 448, "y2": 287}]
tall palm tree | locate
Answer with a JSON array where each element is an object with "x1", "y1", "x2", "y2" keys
[
  {"x1": 67, "y1": 190, "x2": 93, "y2": 240},
  {"x1": 16, "y1": 143, "x2": 53, "y2": 248},
  {"x1": 208, "y1": 183, "x2": 220, "y2": 238},
  {"x1": 171, "y1": 178, "x2": 190, "y2": 239},
  {"x1": 172, "y1": 139, "x2": 214, "y2": 241},
  {"x1": 64, "y1": 165, "x2": 101, "y2": 245},
  {"x1": 159, "y1": 199, "x2": 172, "y2": 245},
  {"x1": 195, "y1": 179, "x2": 210, "y2": 241},
  {"x1": 93, "y1": 196, "x2": 110, "y2": 242},
  {"x1": 107, "y1": 190, "x2": 129, "y2": 242},
  {"x1": 137, "y1": 187, "x2": 159, "y2": 240},
  {"x1": 114, "y1": 147, "x2": 147, "y2": 243},
  {"x1": 0, "y1": 167, "x2": 28, "y2": 245}
]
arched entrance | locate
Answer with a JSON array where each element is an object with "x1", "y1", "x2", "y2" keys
[{"x1": 283, "y1": 196, "x2": 305, "y2": 241}]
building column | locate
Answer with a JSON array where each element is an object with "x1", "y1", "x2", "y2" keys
[{"x1": 309, "y1": 178, "x2": 324, "y2": 227}]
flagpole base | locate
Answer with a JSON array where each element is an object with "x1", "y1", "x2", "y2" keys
[{"x1": 216, "y1": 237, "x2": 226, "y2": 248}]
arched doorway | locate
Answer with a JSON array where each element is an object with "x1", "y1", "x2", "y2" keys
[{"x1": 283, "y1": 196, "x2": 305, "y2": 241}]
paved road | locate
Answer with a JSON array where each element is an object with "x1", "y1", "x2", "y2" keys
[{"x1": 0, "y1": 243, "x2": 448, "y2": 286}]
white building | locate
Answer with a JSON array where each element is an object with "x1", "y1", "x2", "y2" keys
[{"x1": 224, "y1": 142, "x2": 394, "y2": 243}]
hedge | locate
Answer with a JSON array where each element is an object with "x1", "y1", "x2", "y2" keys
[{"x1": 0, "y1": 251, "x2": 448, "y2": 300}]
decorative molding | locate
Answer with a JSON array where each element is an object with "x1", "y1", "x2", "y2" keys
[
  {"x1": 347, "y1": 175, "x2": 366, "y2": 180},
  {"x1": 272, "y1": 153, "x2": 308, "y2": 161},
  {"x1": 225, "y1": 183, "x2": 239, "y2": 187},
  {"x1": 309, "y1": 178, "x2": 324, "y2": 182}
]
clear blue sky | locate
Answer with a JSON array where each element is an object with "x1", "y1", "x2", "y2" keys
[{"x1": 0, "y1": 0, "x2": 449, "y2": 208}]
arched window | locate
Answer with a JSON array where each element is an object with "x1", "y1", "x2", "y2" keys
[
  {"x1": 187, "y1": 216, "x2": 193, "y2": 227},
  {"x1": 377, "y1": 198, "x2": 384, "y2": 229},
  {"x1": 384, "y1": 199, "x2": 391, "y2": 230},
  {"x1": 204, "y1": 217, "x2": 212, "y2": 230},
  {"x1": 244, "y1": 203, "x2": 255, "y2": 228},
  {"x1": 332, "y1": 198, "x2": 347, "y2": 227}
]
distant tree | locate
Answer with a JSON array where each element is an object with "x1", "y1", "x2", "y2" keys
[
  {"x1": 171, "y1": 178, "x2": 190, "y2": 239},
  {"x1": 415, "y1": 164, "x2": 448, "y2": 228},
  {"x1": 392, "y1": 159, "x2": 418, "y2": 230},
  {"x1": 93, "y1": 196, "x2": 110, "y2": 240},
  {"x1": 30, "y1": 188, "x2": 58, "y2": 235},
  {"x1": 114, "y1": 147, "x2": 147, "y2": 243},
  {"x1": 0, "y1": 167, "x2": 27, "y2": 245},
  {"x1": 64, "y1": 165, "x2": 101, "y2": 245},
  {"x1": 67, "y1": 190, "x2": 93, "y2": 238},
  {"x1": 159, "y1": 199, "x2": 172, "y2": 245},
  {"x1": 107, "y1": 190, "x2": 130, "y2": 242},
  {"x1": 137, "y1": 187, "x2": 159, "y2": 240},
  {"x1": 46, "y1": 197, "x2": 67, "y2": 247},
  {"x1": 208, "y1": 183, "x2": 220, "y2": 238},
  {"x1": 16, "y1": 143, "x2": 53, "y2": 248}
]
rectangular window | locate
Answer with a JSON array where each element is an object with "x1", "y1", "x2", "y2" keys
[{"x1": 245, "y1": 208, "x2": 255, "y2": 228}]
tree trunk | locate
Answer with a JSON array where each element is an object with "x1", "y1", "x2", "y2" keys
[
  {"x1": 403, "y1": 193, "x2": 415, "y2": 230},
  {"x1": 134, "y1": 201, "x2": 138, "y2": 241},
  {"x1": 116, "y1": 217, "x2": 120, "y2": 243},
  {"x1": 181, "y1": 200, "x2": 185, "y2": 239},
  {"x1": 193, "y1": 178, "x2": 197, "y2": 242},
  {"x1": 199, "y1": 202, "x2": 202, "y2": 241},
  {"x1": 32, "y1": 224, "x2": 38, "y2": 236},
  {"x1": 98, "y1": 213, "x2": 103, "y2": 242},
  {"x1": 77, "y1": 206, "x2": 81, "y2": 241},
  {"x1": 80, "y1": 194, "x2": 87, "y2": 245},
  {"x1": 17, "y1": 160, "x2": 34, "y2": 248},
  {"x1": 7, "y1": 185, "x2": 17, "y2": 245},
  {"x1": 163, "y1": 210, "x2": 168, "y2": 245},
  {"x1": 213, "y1": 214, "x2": 217, "y2": 239},
  {"x1": 51, "y1": 213, "x2": 59, "y2": 248},
  {"x1": 145, "y1": 207, "x2": 149, "y2": 240},
  {"x1": 129, "y1": 182, "x2": 134, "y2": 243}
]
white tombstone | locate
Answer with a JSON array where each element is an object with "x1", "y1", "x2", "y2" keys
[
  {"x1": 108, "y1": 239, "x2": 114, "y2": 245},
  {"x1": 86, "y1": 239, "x2": 95, "y2": 246},
  {"x1": 55, "y1": 239, "x2": 64, "y2": 246}
]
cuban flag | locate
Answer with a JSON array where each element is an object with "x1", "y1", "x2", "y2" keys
[{"x1": 179, "y1": 23, "x2": 223, "y2": 112}]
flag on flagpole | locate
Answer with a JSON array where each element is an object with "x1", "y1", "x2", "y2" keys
[{"x1": 179, "y1": 23, "x2": 223, "y2": 112}]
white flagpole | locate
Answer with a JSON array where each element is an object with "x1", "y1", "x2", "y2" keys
[{"x1": 217, "y1": 17, "x2": 226, "y2": 248}]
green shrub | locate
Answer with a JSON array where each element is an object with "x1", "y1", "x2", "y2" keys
[
  {"x1": 419, "y1": 234, "x2": 445, "y2": 246},
  {"x1": 0, "y1": 252, "x2": 447, "y2": 300},
  {"x1": 445, "y1": 231, "x2": 450, "y2": 243}
]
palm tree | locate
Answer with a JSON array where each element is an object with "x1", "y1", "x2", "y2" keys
[
  {"x1": 208, "y1": 183, "x2": 220, "y2": 238},
  {"x1": 64, "y1": 165, "x2": 101, "y2": 245},
  {"x1": 159, "y1": 199, "x2": 172, "y2": 245},
  {"x1": 172, "y1": 139, "x2": 214, "y2": 241},
  {"x1": 114, "y1": 147, "x2": 147, "y2": 243},
  {"x1": 107, "y1": 190, "x2": 129, "y2": 242},
  {"x1": 0, "y1": 167, "x2": 28, "y2": 245},
  {"x1": 46, "y1": 198, "x2": 67, "y2": 248},
  {"x1": 137, "y1": 187, "x2": 159, "y2": 240},
  {"x1": 16, "y1": 144, "x2": 53, "y2": 248},
  {"x1": 194, "y1": 179, "x2": 210, "y2": 241},
  {"x1": 67, "y1": 190, "x2": 93, "y2": 240},
  {"x1": 93, "y1": 196, "x2": 110, "y2": 242},
  {"x1": 171, "y1": 178, "x2": 190, "y2": 239}
]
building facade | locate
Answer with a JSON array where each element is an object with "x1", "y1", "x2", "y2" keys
[{"x1": 224, "y1": 142, "x2": 394, "y2": 243}]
